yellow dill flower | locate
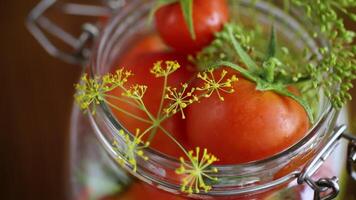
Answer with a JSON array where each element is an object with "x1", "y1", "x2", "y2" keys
[
  {"x1": 74, "y1": 74, "x2": 103, "y2": 113},
  {"x1": 150, "y1": 60, "x2": 181, "y2": 77},
  {"x1": 197, "y1": 69, "x2": 238, "y2": 101},
  {"x1": 113, "y1": 129, "x2": 150, "y2": 172},
  {"x1": 176, "y1": 147, "x2": 219, "y2": 194},
  {"x1": 74, "y1": 69, "x2": 132, "y2": 114},
  {"x1": 123, "y1": 84, "x2": 148, "y2": 100},
  {"x1": 164, "y1": 84, "x2": 198, "y2": 119},
  {"x1": 102, "y1": 68, "x2": 133, "y2": 87}
]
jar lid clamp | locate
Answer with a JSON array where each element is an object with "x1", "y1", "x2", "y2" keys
[
  {"x1": 26, "y1": 0, "x2": 120, "y2": 64},
  {"x1": 297, "y1": 125, "x2": 356, "y2": 200}
]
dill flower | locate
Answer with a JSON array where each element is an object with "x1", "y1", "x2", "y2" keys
[{"x1": 176, "y1": 147, "x2": 219, "y2": 194}]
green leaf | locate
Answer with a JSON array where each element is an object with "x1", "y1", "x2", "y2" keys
[
  {"x1": 210, "y1": 60, "x2": 258, "y2": 83},
  {"x1": 180, "y1": 0, "x2": 196, "y2": 40},
  {"x1": 266, "y1": 25, "x2": 277, "y2": 59},
  {"x1": 226, "y1": 25, "x2": 259, "y2": 72}
]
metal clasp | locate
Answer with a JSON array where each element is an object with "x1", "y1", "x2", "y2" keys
[
  {"x1": 297, "y1": 125, "x2": 356, "y2": 200},
  {"x1": 26, "y1": 0, "x2": 114, "y2": 64},
  {"x1": 344, "y1": 132, "x2": 356, "y2": 180}
]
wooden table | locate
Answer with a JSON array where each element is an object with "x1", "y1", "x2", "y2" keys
[{"x1": 0, "y1": 1, "x2": 355, "y2": 199}]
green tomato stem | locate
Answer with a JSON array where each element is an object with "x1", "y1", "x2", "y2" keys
[
  {"x1": 226, "y1": 24, "x2": 259, "y2": 72},
  {"x1": 180, "y1": 0, "x2": 196, "y2": 40}
]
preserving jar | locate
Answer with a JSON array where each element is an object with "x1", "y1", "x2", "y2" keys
[{"x1": 27, "y1": 0, "x2": 356, "y2": 199}]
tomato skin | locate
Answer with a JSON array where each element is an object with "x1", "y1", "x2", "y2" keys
[
  {"x1": 109, "y1": 51, "x2": 195, "y2": 157},
  {"x1": 155, "y1": 0, "x2": 229, "y2": 53},
  {"x1": 186, "y1": 69, "x2": 310, "y2": 164},
  {"x1": 117, "y1": 34, "x2": 167, "y2": 64}
]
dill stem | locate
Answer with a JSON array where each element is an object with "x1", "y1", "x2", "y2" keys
[
  {"x1": 104, "y1": 94, "x2": 141, "y2": 109},
  {"x1": 158, "y1": 125, "x2": 190, "y2": 158},
  {"x1": 136, "y1": 97, "x2": 157, "y2": 123},
  {"x1": 118, "y1": 85, "x2": 157, "y2": 123},
  {"x1": 157, "y1": 75, "x2": 168, "y2": 118},
  {"x1": 139, "y1": 124, "x2": 156, "y2": 139},
  {"x1": 104, "y1": 100, "x2": 152, "y2": 124}
]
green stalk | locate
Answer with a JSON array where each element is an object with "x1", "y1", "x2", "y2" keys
[
  {"x1": 210, "y1": 60, "x2": 257, "y2": 83},
  {"x1": 180, "y1": 0, "x2": 196, "y2": 39},
  {"x1": 226, "y1": 25, "x2": 259, "y2": 72},
  {"x1": 105, "y1": 100, "x2": 153, "y2": 124},
  {"x1": 266, "y1": 25, "x2": 277, "y2": 60}
]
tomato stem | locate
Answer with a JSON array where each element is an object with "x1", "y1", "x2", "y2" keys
[
  {"x1": 209, "y1": 24, "x2": 315, "y2": 123},
  {"x1": 226, "y1": 25, "x2": 259, "y2": 72},
  {"x1": 179, "y1": 0, "x2": 196, "y2": 40}
]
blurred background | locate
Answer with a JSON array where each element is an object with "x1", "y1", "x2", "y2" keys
[{"x1": 0, "y1": 0, "x2": 355, "y2": 200}]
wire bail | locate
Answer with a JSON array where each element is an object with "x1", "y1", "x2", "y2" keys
[
  {"x1": 344, "y1": 132, "x2": 356, "y2": 180},
  {"x1": 26, "y1": 0, "x2": 116, "y2": 64},
  {"x1": 297, "y1": 125, "x2": 356, "y2": 200}
]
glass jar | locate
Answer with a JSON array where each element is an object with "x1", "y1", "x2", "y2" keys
[{"x1": 27, "y1": 0, "x2": 356, "y2": 199}]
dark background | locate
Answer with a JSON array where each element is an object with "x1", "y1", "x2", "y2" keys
[
  {"x1": 0, "y1": 0, "x2": 355, "y2": 200},
  {"x1": 0, "y1": 0, "x2": 81, "y2": 199}
]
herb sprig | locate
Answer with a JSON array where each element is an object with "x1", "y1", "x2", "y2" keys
[
  {"x1": 287, "y1": 0, "x2": 356, "y2": 108},
  {"x1": 75, "y1": 61, "x2": 238, "y2": 194}
]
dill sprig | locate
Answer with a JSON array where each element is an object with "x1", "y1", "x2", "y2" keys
[
  {"x1": 113, "y1": 129, "x2": 150, "y2": 172},
  {"x1": 74, "y1": 61, "x2": 237, "y2": 194},
  {"x1": 288, "y1": 0, "x2": 356, "y2": 108},
  {"x1": 176, "y1": 147, "x2": 219, "y2": 194}
]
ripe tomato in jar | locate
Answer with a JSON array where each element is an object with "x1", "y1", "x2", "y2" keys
[
  {"x1": 155, "y1": 0, "x2": 229, "y2": 53},
  {"x1": 186, "y1": 68, "x2": 310, "y2": 164}
]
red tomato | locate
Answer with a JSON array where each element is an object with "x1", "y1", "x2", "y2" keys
[
  {"x1": 186, "y1": 68, "x2": 310, "y2": 164},
  {"x1": 108, "y1": 51, "x2": 195, "y2": 157},
  {"x1": 155, "y1": 0, "x2": 229, "y2": 53},
  {"x1": 118, "y1": 33, "x2": 167, "y2": 64}
]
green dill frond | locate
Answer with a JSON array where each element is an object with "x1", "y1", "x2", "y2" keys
[
  {"x1": 113, "y1": 129, "x2": 150, "y2": 172},
  {"x1": 288, "y1": 0, "x2": 356, "y2": 108},
  {"x1": 175, "y1": 147, "x2": 219, "y2": 194}
]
